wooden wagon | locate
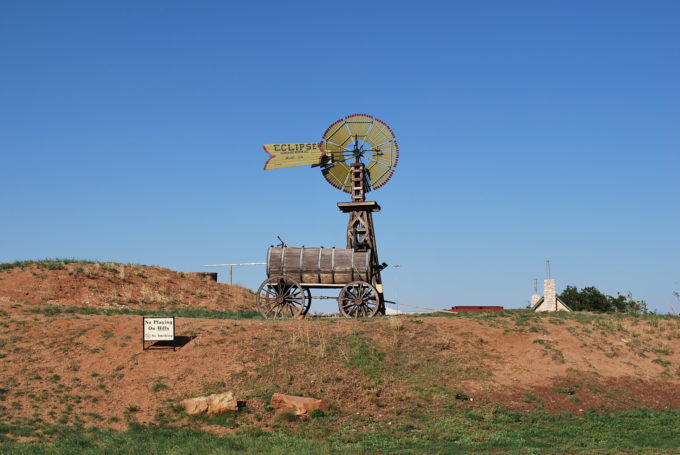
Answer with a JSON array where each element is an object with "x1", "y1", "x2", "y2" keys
[{"x1": 256, "y1": 245, "x2": 384, "y2": 318}]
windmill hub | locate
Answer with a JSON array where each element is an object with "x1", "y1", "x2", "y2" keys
[{"x1": 259, "y1": 114, "x2": 399, "y2": 319}]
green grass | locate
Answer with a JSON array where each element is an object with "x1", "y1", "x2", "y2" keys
[
  {"x1": 344, "y1": 332, "x2": 384, "y2": 384},
  {"x1": 191, "y1": 411, "x2": 239, "y2": 428},
  {"x1": 421, "y1": 309, "x2": 677, "y2": 325},
  {"x1": 150, "y1": 381, "x2": 168, "y2": 393},
  {"x1": 0, "y1": 259, "x2": 96, "y2": 273},
  {"x1": 24, "y1": 305, "x2": 261, "y2": 320},
  {"x1": 1, "y1": 409, "x2": 679, "y2": 454}
]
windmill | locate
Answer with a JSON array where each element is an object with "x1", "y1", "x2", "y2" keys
[{"x1": 258, "y1": 114, "x2": 399, "y2": 318}]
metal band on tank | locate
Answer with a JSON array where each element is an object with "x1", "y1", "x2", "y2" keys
[
  {"x1": 366, "y1": 251, "x2": 370, "y2": 281},
  {"x1": 351, "y1": 249, "x2": 355, "y2": 281},
  {"x1": 366, "y1": 251, "x2": 370, "y2": 280},
  {"x1": 266, "y1": 247, "x2": 272, "y2": 278},
  {"x1": 331, "y1": 248, "x2": 335, "y2": 284},
  {"x1": 281, "y1": 247, "x2": 286, "y2": 276},
  {"x1": 299, "y1": 247, "x2": 304, "y2": 283}
]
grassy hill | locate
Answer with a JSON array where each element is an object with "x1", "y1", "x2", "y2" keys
[{"x1": 1, "y1": 260, "x2": 679, "y2": 453}]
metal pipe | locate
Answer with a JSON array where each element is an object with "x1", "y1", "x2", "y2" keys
[{"x1": 202, "y1": 262, "x2": 266, "y2": 286}]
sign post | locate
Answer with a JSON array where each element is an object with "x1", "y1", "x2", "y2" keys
[{"x1": 142, "y1": 316, "x2": 176, "y2": 351}]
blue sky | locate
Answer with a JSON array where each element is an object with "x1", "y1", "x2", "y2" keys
[{"x1": 1, "y1": 1, "x2": 678, "y2": 313}]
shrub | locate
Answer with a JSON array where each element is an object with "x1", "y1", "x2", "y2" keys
[
  {"x1": 308, "y1": 409, "x2": 325, "y2": 419},
  {"x1": 274, "y1": 410, "x2": 297, "y2": 423},
  {"x1": 151, "y1": 381, "x2": 168, "y2": 392},
  {"x1": 560, "y1": 286, "x2": 648, "y2": 314}
]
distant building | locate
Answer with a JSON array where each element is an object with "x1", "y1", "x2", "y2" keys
[
  {"x1": 532, "y1": 279, "x2": 572, "y2": 312},
  {"x1": 449, "y1": 306, "x2": 504, "y2": 312}
]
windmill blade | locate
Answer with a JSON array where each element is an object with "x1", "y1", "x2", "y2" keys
[
  {"x1": 366, "y1": 160, "x2": 395, "y2": 190},
  {"x1": 365, "y1": 118, "x2": 395, "y2": 151},
  {"x1": 322, "y1": 160, "x2": 352, "y2": 192},
  {"x1": 322, "y1": 142, "x2": 350, "y2": 163},
  {"x1": 370, "y1": 139, "x2": 399, "y2": 169},
  {"x1": 323, "y1": 118, "x2": 353, "y2": 148},
  {"x1": 345, "y1": 114, "x2": 374, "y2": 140}
]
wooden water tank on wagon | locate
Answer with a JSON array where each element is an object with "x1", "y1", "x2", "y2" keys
[
  {"x1": 267, "y1": 247, "x2": 372, "y2": 284},
  {"x1": 256, "y1": 246, "x2": 383, "y2": 318}
]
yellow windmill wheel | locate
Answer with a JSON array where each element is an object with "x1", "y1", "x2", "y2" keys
[{"x1": 320, "y1": 114, "x2": 399, "y2": 193}]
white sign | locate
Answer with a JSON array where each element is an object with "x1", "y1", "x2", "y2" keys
[{"x1": 143, "y1": 317, "x2": 175, "y2": 341}]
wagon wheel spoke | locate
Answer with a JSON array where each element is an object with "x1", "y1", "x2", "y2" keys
[
  {"x1": 357, "y1": 304, "x2": 364, "y2": 317},
  {"x1": 284, "y1": 293, "x2": 304, "y2": 314},
  {"x1": 350, "y1": 304, "x2": 360, "y2": 317},
  {"x1": 261, "y1": 290, "x2": 277, "y2": 315},
  {"x1": 259, "y1": 286, "x2": 278, "y2": 316},
  {"x1": 362, "y1": 303, "x2": 370, "y2": 317}
]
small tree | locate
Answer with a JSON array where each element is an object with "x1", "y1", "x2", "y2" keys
[
  {"x1": 608, "y1": 292, "x2": 648, "y2": 315},
  {"x1": 559, "y1": 286, "x2": 647, "y2": 314}
]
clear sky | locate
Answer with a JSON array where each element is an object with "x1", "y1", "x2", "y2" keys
[{"x1": 1, "y1": 1, "x2": 678, "y2": 313}]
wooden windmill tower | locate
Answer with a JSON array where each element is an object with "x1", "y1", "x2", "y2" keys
[{"x1": 259, "y1": 114, "x2": 399, "y2": 317}]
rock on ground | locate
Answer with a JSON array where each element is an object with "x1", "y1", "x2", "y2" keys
[
  {"x1": 181, "y1": 391, "x2": 238, "y2": 415},
  {"x1": 269, "y1": 393, "x2": 329, "y2": 416}
]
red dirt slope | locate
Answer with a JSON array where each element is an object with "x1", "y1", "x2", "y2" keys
[
  {"x1": 1, "y1": 261, "x2": 679, "y2": 433},
  {"x1": 0, "y1": 261, "x2": 254, "y2": 312}
]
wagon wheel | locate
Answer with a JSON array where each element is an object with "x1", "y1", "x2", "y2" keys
[
  {"x1": 303, "y1": 288, "x2": 312, "y2": 315},
  {"x1": 338, "y1": 281, "x2": 380, "y2": 318},
  {"x1": 256, "y1": 275, "x2": 306, "y2": 319}
]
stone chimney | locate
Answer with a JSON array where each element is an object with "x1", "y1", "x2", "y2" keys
[
  {"x1": 530, "y1": 294, "x2": 541, "y2": 307},
  {"x1": 544, "y1": 279, "x2": 556, "y2": 311},
  {"x1": 529, "y1": 279, "x2": 540, "y2": 307}
]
